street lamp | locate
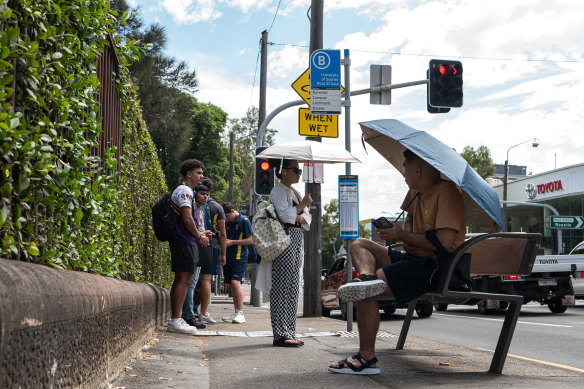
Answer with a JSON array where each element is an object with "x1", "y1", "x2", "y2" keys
[{"x1": 502, "y1": 138, "x2": 540, "y2": 231}]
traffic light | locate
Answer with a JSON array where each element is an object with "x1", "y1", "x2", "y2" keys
[
  {"x1": 254, "y1": 146, "x2": 274, "y2": 196},
  {"x1": 428, "y1": 59, "x2": 463, "y2": 108},
  {"x1": 426, "y1": 70, "x2": 450, "y2": 114}
]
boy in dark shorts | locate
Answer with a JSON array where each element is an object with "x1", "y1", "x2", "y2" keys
[
  {"x1": 167, "y1": 159, "x2": 210, "y2": 335},
  {"x1": 329, "y1": 149, "x2": 466, "y2": 375}
]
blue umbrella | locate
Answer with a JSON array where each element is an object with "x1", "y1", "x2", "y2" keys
[{"x1": 359, "y1": 119, "x2": 502, "y2": 233}]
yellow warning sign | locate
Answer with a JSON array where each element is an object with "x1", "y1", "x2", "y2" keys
[
  {"x1": 298, "y1": 108, "x2": 338, "y2": 138},
  {"x1": 291, "y1": 68, "x2": 345, "y2": 107}
]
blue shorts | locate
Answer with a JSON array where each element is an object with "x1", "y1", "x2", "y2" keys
[
  {"x1": 200, "y1": 247, "x2": 220, "y2": 275},
  {"x1": 382, "y1": 249, "x2": 436, "y2": 305},
  {"x1": 223, "y1": 256, "x2": 247, "y2": 283}
]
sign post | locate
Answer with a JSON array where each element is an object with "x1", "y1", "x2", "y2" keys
[
  {"x1": 547, "y1": 216, "x2": 584, "y2": 229},
  {"x1": 310, "y1": 49, "x2": 342, "y2": 115},
  {"x1": 339, "y1": 175, "x2": 359, "y2": 239}
]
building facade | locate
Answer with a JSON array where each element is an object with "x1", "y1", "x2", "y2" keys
[{"x1": 494, "y1": 164, "x2": 584, "y2": 254}]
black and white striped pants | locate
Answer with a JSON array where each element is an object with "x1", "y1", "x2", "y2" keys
[{"x1": 270, "y1": 229, "x2": 303, "y2": 340}]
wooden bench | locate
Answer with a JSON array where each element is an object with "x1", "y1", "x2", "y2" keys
[{"x1": 396, "y1": 232, "x2": 542, "y2": 374}]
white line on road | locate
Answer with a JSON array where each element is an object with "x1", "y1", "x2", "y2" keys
[
  {"x1": 477, "y1": 348, "x2": 584, "y2": 373},
  {"x1": 433, "y1": 313, "x2": 572, "y2": 328}
]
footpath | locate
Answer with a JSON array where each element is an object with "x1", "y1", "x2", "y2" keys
[{"x1": 113, "y1": 289, "x2": 584, "y2": 389}]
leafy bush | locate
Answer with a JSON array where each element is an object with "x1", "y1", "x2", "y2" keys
[{"x1": 0, "y1": 0, "x2": 172, "y2": 287}]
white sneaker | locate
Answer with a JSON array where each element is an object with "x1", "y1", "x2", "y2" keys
[
  {"x1": 222, "y1": 312, "x2": 246, "y2": 323},
  {"x1": 232, "y1": 312, "x2": 246, "y2": 324},
  {"x1": 200, "y1": 314, "x2": 217, "y2": 325},
  {"x1": 338, "y1": 279, "x2": 387, "y2": 302},
  {"x1": 168, "y1": 318, "x2": 198, "y2": 335}
]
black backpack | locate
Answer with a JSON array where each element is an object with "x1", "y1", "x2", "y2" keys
[{"x1": 152, "y1": 192, "x2": 176, "y2": 242}]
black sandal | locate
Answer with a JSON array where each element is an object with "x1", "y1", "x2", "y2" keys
[
  {"x1": 328, "y1": 353, "x2": 380, "y2": 375},
  {"x1": 350, "y1": 274, "x2": 378, "y2": 282},
  {"x1": 273, "y1": 337, "x2": 304, "y2": 347}
]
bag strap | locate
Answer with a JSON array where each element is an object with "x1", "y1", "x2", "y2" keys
[{"x1": 425, "y1": 229, "x2": 449, "y2": 257}]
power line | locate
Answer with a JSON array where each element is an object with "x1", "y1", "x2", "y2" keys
[
  {"x1": 268, "y1": 0, "x2": 283, "y2": 33},
  {"x1": 267, "y1": 42, "x2": 584, "y2": 64},
  {"x1": 249, "y1": 38, "x2": 262, "y2": 108}
]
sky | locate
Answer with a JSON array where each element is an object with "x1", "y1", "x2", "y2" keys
[{"x1": 131, "y1": 0, "x2": 584, "y2": 221}]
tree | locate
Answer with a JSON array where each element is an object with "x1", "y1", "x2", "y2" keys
[
  {"x1": 321, "y1": 199, "x2": 371, "y2": 271},
  {"x1": 460, "y1": 145, "x2": 496, "y2": 179},
  {"x1": 228, "y1": 107, "x2": 276, "y2": 203}
]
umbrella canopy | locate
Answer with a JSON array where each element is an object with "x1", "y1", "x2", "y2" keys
[
  {"x1": 256, "y1": 141, "x2": 361, "y2": 164},
  {"x1": 359, "y1": 119, "x2": 502, "y2": 233}
]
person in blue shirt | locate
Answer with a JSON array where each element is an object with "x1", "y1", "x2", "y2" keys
[{"x1": 221, "y1": 202, "x2": 253, "y2": 324}]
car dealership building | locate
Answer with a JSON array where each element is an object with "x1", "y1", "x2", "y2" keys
[{"x1": 492, "y1": 163, "x2": 584, "y2": 254}]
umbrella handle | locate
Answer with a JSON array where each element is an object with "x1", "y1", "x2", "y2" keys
[{"x1": 361, "y1": 133, "x2": 369, "y2": 155}]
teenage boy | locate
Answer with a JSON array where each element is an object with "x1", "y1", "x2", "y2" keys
[
  {"x1": 167, "y1": 159, "x2": 210, "y2": 335},
  {"x1": 221, "y1": 202, "x2": 253, "y2": 324}
]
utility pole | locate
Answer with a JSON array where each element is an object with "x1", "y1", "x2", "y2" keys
[
  {"x1": 229, "y1": 131, "x2": 234, "y2": 202},
  {"x1": 250, "y1": 30, "x2": 269, "y2": 307},
  {"x1": 304, "y1": 0, "x2": 323, "y2": 317}
]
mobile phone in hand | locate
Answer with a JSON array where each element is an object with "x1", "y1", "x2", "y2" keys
[{"x1": 373, "y1": 217, "x2": 393, "y2": 229}]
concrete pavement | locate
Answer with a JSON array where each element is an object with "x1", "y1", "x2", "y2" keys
[{"x1": 113, "y1": 294, "x2": 584, "y2": 388}]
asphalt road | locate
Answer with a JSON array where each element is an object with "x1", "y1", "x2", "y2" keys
[{"x1": 327, "y1": 301, "x2": 584, "y2": 371}]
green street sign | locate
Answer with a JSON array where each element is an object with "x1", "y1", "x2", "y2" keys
[{"x1": 548, "y1": 216, "x2": 584, "y2": 229}]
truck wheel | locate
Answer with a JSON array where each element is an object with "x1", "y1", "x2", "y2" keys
[
  {"x1": 415, "y1": 302, "x2": 433, "y2": 318},
  {"x1": 477, "y1": 301, "x2": 495, "y2": 315},
  {"x1": 434, "y1": 302, "x2": 448, "y2": 312},
  {"x1": 548, "y1": 300, "x2": 568, "y2": 314}
]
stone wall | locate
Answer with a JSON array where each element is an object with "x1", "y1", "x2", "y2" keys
[{"x1": 0, "y1": 258, "x2": 169, "y2": 388}]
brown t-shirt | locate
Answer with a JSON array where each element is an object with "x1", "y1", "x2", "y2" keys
[{"x1": 401, "y1": 181, "x2": 466, "y2": 258}]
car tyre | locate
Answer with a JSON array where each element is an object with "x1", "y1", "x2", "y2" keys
[
  {"x1": 548, "y1": 299, "x2": 568, "y2": 313},
  {"x1": 433, "y1": 302, "x2": 448, "y2": 312},
  {"x1": 322, "y1": 304, "x2": 331, "y2": 317},
  {"x1": 477, "y1": 301, "x2": 496, "y2": 315},
  {"x1": 415, "y1": 302, "x2": 433, "y2": 318}
]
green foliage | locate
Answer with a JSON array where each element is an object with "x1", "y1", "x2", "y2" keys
[
  {"x1": 321, "y1": 199, "x2": 371, "y2": 270},
  {"x1": 0, "y1": 0, "x2": 171, "y2": 287},
  {"x1": 460, "y1": 145, "x2": 496, "y2": 179}
]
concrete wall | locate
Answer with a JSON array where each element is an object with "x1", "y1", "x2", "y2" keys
[{"x1": 0, "y1": 258, "x2": 170, "y2": 388}]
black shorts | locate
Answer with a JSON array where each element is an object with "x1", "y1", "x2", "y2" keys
[
  {"x1": 382, "y1": 249, "x2": 436, "y2": 305},
  {"x1": 169, "y1": 237, "x2": 198, "y2": 273}
]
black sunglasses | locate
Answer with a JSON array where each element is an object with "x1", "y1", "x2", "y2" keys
[{"x1": 283, "y1": 167, "x2": 302, "y2": 174}]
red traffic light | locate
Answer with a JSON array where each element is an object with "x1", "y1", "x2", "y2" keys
[
  {"x1": 260, "y1": 160, "x2": 270, "y2": 171},
  {"x1": 439, "y1": 64, "x2": 449, "y2": 76}
]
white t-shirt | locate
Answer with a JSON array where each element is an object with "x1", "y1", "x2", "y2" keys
[{"x1": 171, "y1": 184, "x2": 193, "y2": 209}]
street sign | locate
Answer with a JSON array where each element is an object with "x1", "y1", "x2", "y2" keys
[
  {"x1": 339, "y1": 175, "x2": 359, "y2": 239},
  {"x1": 310, "y1": 49, "x2": 342, "y2": 114},
  {"x1": 298, "y1": 108, "x2": 338, "y2": 138},
  {"x1": 370, "y1": 64, "x2": 391, "y2": 105},
  {"x1": 291, "y1": 68, "x2": 311, "y2": 106},
  {"x1": 548, "y1": 216, "x2": 584, "y2": 229},
  {"x1": 291, "y1": 68, "x2": 345, "y2": 107}
]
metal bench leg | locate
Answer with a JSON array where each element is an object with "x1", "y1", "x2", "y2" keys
[
  {"x1": 489, "y1": 298, "x2": 522, "y2": 374},
  {"x1": 396, "y1": 299, "x2": 417, "y2": 350}
]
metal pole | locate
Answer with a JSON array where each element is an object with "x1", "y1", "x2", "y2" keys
[
  {"x1": 343, "y1": 49, "x2": 354, "y2": 331},
  {"x1": 229, "y1": 131, "x2": 234, "y2": 202},
  {"x1": 251, "y1": 30, "x2": 269, "y2": 307},
  {"x1": 304, "y1": 0, "x2": 323, "y2": 317},
  {"x1": 503, "y1": 160, "x2": 508, "y2": 231}
]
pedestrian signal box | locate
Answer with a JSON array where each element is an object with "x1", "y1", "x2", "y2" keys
[
  {"x1": 254, "y1": 146, "x2": 274, "y2": 196},
  {"x1": 428, "y1": 59, "x2": 463, "y2": 108}
]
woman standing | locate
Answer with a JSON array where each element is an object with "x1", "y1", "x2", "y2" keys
[{"x1": 269, "y1": 159, "x2": 312, "y2": 347}]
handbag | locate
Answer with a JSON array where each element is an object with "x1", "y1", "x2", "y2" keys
[
  {"x1": 252, "y1": 203, "x2": 290, "y2": 262},
  {"x1": 197, "y1": 244, "x2": 213, "y2": 268}
]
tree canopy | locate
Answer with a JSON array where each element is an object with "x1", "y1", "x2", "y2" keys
[{"x1": 460, "y1": 145, "x2": 496, "y2": 179}]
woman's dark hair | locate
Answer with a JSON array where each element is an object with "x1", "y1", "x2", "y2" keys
[
  {"x1": 275, "y1": 159, "x2": 295, "y2": 179},
  {"x1": 201, "y1": 177, "x2": 214, "y2": 191}
]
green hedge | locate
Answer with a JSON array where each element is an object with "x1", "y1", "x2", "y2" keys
[{"x1": 0, "y1": 0, "x2": 172, "y2": 287}]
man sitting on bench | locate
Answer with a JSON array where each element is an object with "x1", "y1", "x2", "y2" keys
[{"x1": 328, "y1": 149, "x2": 466, "y2": 375}]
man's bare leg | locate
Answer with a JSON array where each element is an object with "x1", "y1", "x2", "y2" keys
[{"x1": 170, "y1": 271, "x2": 194, "y2": 318}]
